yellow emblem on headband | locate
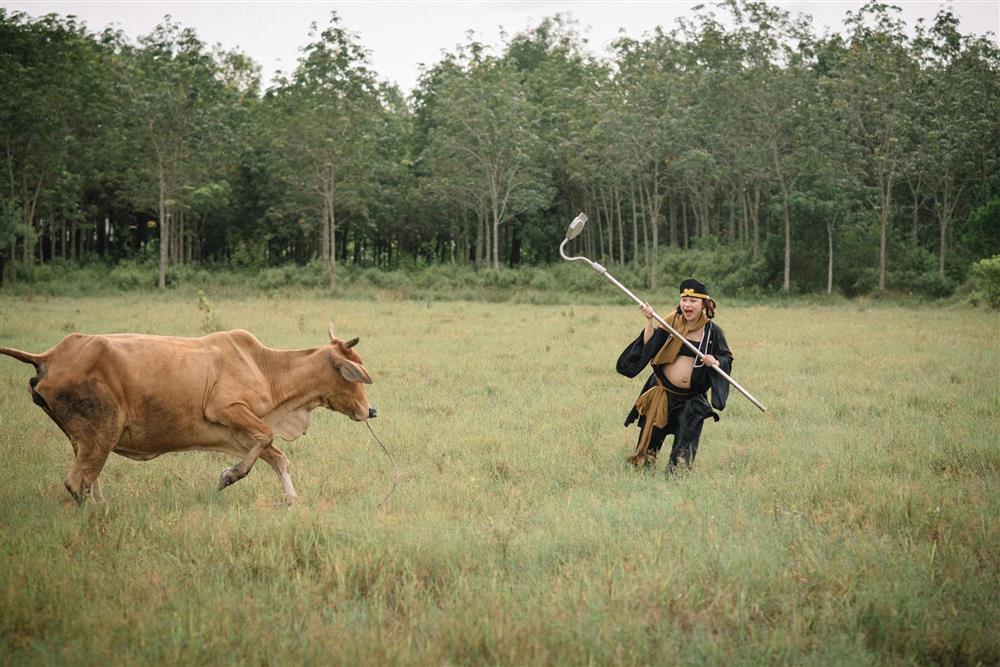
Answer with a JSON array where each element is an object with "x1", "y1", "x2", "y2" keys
[{"x1": 681, "y1": 288, "x2": 710, "y2": 299}]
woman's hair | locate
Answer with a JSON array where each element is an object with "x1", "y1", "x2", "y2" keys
[{"x1": 676, "y1": 298, "x2": 716, "y2": 319}]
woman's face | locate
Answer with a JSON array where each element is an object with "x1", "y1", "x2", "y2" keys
[{"x1": 679, "y1": 296, "x2": 704, "y2": 322}]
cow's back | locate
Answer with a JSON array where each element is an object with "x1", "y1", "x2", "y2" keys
[{"x1": 33, "y1": 331, "x2": 270, "y2": 457}]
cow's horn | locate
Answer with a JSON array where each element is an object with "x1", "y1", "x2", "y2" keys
[
  {"x1": 328, "y1": 322, "x2": 336, "y2": 342},
  {"x1": 343, "y1": 337, "x2": 359, "y2": 349}
]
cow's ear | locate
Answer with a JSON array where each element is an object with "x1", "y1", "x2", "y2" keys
[
  {"x1": 337, "y1": 359, "x2": 372, "y2": 384},
  {"x1": 328, "y1": 322, "x2": 337, "y2": 343}
]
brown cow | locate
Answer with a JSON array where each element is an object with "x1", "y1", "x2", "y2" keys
[{"x1": 0, "y1": 324, "x2": 375, "y2": 505}]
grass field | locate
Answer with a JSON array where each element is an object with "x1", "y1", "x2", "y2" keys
[{"x1": 0, "y1": 291, "x2": 997, "y2": 665}]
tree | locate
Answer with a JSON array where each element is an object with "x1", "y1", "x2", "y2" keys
[
  {"x1": 915, "y1": 10, "x2": 999, "y2": 278},
  {"x1": 422, "y1": 39, "x2": 552, "y2": 271},
  {"x1": 121, "y1": 17, "x2": 231, "y2": 287},
  {"x1": 0, "y1": 198, "x2": 29, "y2": 284},
  {"x1": 0, "y1": 10, "x2": 109, "y2": 272},
  {"x1": 834, "y1": 1, "x2": 915, "y2": 291},
  {"x1": 266, "y1": 13, "x2": 380, "y2": 278},
  {"x1": 611, "y1": 27, "x2": 689, "y2": 287}
]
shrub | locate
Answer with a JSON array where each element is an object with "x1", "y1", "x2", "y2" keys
[
  {"x1": 845, "y1": 267, "x2": 878, "y2": 297},
  {"x1": 230, "y1": 239, "x2": 268, "y2": 270},
  {"x1": 899, "y1": 272, "x2": 957, "y2": 299},
  {"x1": 886, "y1": 246, "x2": 958, "y2": 298},
  {"x1": 257, "y1": 265, "x2": 298, "y2": 290},
  {"x1": 23, "y1": 262, "x2": 55, "y2": 284},
  {"x1": 528, "y1": 268, "x2": 558, "y2": 292},
  {"x1": 481, "y1": 268, "x2": 519, "y2": 290},
  {"x1": 655, "y1": 244, "x2": 766, "y2": 297},
  {"x1": 106, "y1": 263, "x2": 140, "y2": 290},
  {"x1": 962, "y1": 200, "x2": 1000, "y2": 261},
  {"x1": 969, "y1": 255, "x2": 1000, "y2": 310}
]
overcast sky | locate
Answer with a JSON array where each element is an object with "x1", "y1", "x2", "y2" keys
[{"x1": 6, "y1": 1, "x2": 999, "y2": 93}]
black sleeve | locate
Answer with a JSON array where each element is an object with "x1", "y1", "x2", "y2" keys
[
  {"x1": 708, "y1": 324, "x2": 734, "y2": 410},
  {"x1": 616, "y1": 327, "x2": 670, "y2": 378}
]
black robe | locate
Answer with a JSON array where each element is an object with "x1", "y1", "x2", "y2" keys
[{"x1": 616, "y1": 321, "x2": 734, "y2": 463}]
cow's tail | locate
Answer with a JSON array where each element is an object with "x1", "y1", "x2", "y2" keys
[{"x1": 0, "y1": 346, "x2": 43, "y2": 368}]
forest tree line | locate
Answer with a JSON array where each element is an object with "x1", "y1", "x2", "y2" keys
[{"x1": 1, "y1": 0, "x2": 999, "y2": 295}]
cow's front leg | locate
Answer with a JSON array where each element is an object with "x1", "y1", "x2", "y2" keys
[
  {"x1": 208, "y1": 403, "x2": 274, "y2": 492},
  {"x1": 91, "y1": 478, "x2": 105, "y2": 503},
  {"x1": 259, "y1": 445, "x2": 298, "y2": 505},
  {"x1": 218, "y1": 443, "x2": 265, "y2": 490}
]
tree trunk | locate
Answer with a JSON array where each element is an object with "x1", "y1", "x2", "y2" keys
[
  {"x1": 158, "y1": 168, "x2": 168, "y2": 290},
  {"x1": 492, "y1": 209, "x2": 500, "y2": 272},
  {"x1": 939, "y1": 189, "x2": 948, "y2": 279},
  {"x1": 688, "y1": 190, "x2": 700, "y2": 240},
  {"x1": 877, "y1": 173, "x2": 892, "y2": 292},
  {"x1": 905, "y1": 174, "x2": 926, "y2": 247},
  {"x1": 727, "y1": 191, "x2": 736, "y2": 242},
  {"x1": 681, "y1": 195, "x2": 689, "y2": 250},
  {"x1": 179, "y1": 211, "x2": 185, "y2": 266},
  {"x1": 330, "y1": 170, "x2": 337, "y2": 276},
  {"x1": 594, "y1": 191, "x2": 606, "y2": 265},
  {"x1": 509, "y1": 220, "x2": 522, "y2": 268},
  {"x1": 936, "y1": 181, "x2": 964, "y2": 279},
  {"x1": 320, "y1": 196, "x2": 330, "y2": 268},
  {"x1": 630, "y1": 187, "x2": 639, "y2": 266},
  {"x1": 703, "y1": 192, "x2": 711, "y2": 238},
  {"x1": 751, "y1": 185, "x2": 761, "y2": 260},
  {"x1": 21, "y1": 173, "x2": 44, "y2": 268},
  {"x1": 650, "y1": 187, "x2": 659, "y2": 291},
  {"x1": 602, "y1": 188, "x2": 613, "y2": 266},
  {"x1": 615, "y1": 188, "x2": 625, "y2": 267},
  {"x1": 646, "y1": 168, "x2": 661, "y2": 291},
  {"x1": 773, "y1": 146, "x2": 791, "y2": 292},
  {"x1": 318, "y1": 165, "x2": 336, "y2": 276},
  {"x1": 98, "y1": 216, "x2": 106, "y2": 257},
  {"x1": 668, "y1": 188, "x2": 677, "y2": 248},
  {"x1": 638, "y1": 183, "x2": 648, "y2": 269},
  {"x1": 741, "y1": 187, "x2": 749, "y2": 246},
  {"x1": 474, "y1": 211, "x2": 484, "y2": 271},
  {"x1": 827, "y1": 215, "x2": 836, "y2": 295}
]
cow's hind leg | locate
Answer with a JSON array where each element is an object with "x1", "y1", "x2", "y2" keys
[
  {"x1": 65, "y1": 437, "x2": 114, "y2": 504},
  {"x1": 53, "y1": 381, "x2": 122, "y2": 504},
  {"x1": 210, "y1": 404, "x2": 274, "y2": 491},
  {"x1": 259, "y1": 446, "x2": 298, "y2": 505}
]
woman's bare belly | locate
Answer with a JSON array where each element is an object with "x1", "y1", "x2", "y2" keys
[{"x1": 662, "y1": 356, "x2": 696, "y2": 388}]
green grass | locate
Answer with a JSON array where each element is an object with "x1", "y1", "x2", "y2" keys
[{"x1": 0, "y1": 292, "x2": 998, "y2": 665}]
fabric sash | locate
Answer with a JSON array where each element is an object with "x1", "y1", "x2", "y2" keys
[
  {"x1": 628, "y1": 380, "x2": 669, "y2": 465},
  {"x1": 627, "y1": 376, "x2": 692, "y2": 465},
  {"x1": 650, "y1": 311, "x2": 709, "y2": 366}
]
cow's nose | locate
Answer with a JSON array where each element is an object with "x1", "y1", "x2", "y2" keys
[{"x1": 368, "y1": 406, "x2": 378, "y2": 419}]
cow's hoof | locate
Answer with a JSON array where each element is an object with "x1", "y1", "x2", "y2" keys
[
  {"x1": 218, "y1": 466, "x2": 241, "y2": 490},
  {"x1": 65, "y1": 480, "x2": 86, "y2": 505}
]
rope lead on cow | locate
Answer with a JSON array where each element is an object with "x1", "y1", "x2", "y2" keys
[{"x1": 365, "y1": 421, "x2": 399, "y2": 509}]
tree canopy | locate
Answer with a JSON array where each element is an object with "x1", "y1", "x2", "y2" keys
[{"x1": 1, "y1": 2, "x2": 997, "y2": 295}]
